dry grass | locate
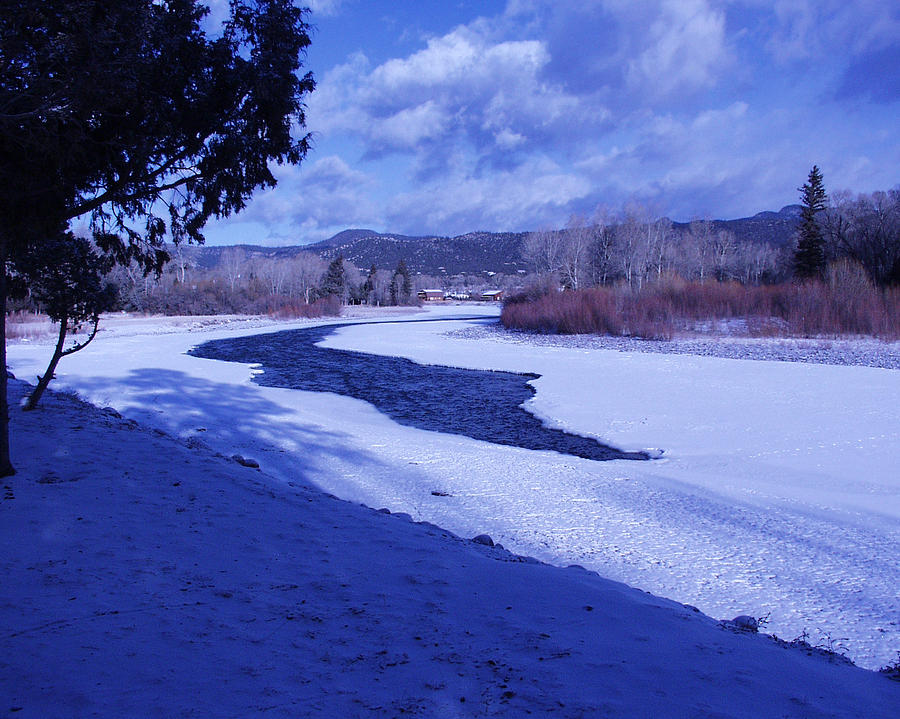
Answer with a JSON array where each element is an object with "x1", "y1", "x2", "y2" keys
[{"x1": 5, "y1": 312, "x2": 56, "y2": 342}]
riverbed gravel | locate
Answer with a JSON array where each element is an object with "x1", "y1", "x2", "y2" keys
[{"x1": 452, "y1": 323, "x2": 900, "y2": 370}]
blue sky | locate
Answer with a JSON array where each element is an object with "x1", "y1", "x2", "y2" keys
[{"x1": 204, "y1": 0, "x2": 899, "y2": 246}]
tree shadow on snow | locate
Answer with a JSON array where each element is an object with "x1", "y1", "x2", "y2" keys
[{"x1": 64, "y1": 367, "x2": 410, "y2": 492}]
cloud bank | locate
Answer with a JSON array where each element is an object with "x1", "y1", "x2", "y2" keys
[{"x1": 208, "y1": 0, "x2": 899, "y2": 244}]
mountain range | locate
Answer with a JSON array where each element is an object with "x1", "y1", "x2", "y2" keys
[{"x1": 192, "y1": 205, "x2": 802, "y2": 277}]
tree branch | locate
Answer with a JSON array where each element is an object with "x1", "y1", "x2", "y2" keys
[{"x1": 60, "y1": 315, "x2": 101, "y2": 357}]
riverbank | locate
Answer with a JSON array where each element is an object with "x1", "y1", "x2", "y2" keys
[{"x1": 3, "y1": 377, "x2": 899, "y2": 717}]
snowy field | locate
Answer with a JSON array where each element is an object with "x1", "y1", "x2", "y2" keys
[{"x1": 5, "y1": 306, "x2": 899, "y2": 682}]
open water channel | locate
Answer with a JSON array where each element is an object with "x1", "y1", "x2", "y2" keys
[{"x1": 190, "y1": 320, "x2": 649, "y2": 463}]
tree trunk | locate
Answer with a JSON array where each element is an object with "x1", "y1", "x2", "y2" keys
[
  {"x1": 0, "y1": 237, "x2": 14, "y2": 476},
  {"x1": 22, "y1": 312, "x2": 69, "y2": 412}
]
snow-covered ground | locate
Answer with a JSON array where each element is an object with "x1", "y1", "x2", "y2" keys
[
  {"x1": 4, "y1": 305, "x2": 899, "y2": 715},
  {"x1": 317, "y1": 309, "x2": 900, "y2": 669}
]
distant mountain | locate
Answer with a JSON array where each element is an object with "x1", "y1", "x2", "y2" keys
[
  {"x1": 672, "y1": 205, "x2": 802, "y2": 247},
  {"x1": 317, "y1": 229, "x2": 380, "y2": 247},
  {"x1": 184, "y1": 243, "x2": 315, "y2": 270},
  {"x1": 303, "y1": 230, "x2": 529, "y2": 276},
  {"x1": 188, "y1": 206, "x2": 802, "y2": 276}
]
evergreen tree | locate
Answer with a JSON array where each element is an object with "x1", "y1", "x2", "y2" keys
[
  {"x1": 401, "y1": 263, "x2": 413, "y2": 301},
  {"x1": 363, "y1": 263, "x2": 377, "y2": 303},
  {"x1": 0, "y1": 0, "x2": 315, "y2": 476},
  {"x1": 320, "y1": 255, "x2": 346, "y2": 301},
  {"x1": 392, "y1": 259, "x2": 411, "y2": 304},
  {"x1": 793, "y1": 166, "x2": 828, "y2": 279},
  {"x1": 14, "y1": 233, "x2": 119, "y2": 410}
]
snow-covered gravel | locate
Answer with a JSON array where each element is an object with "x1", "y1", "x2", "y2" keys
[{"x1": 452, "y1": 322, "x2": 900, "y2": 369}]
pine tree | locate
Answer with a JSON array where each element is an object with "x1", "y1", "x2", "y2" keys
[
  {"x1": 393, "y1": 259, "x2": 412, "y2": 304},
  {"x1": 320, "y1": 255, "x2": 346, "y2": 301},
  {"x1": 362, "y1": 263, "x2": 376, "y2": 303},
  {"x1": 793, "y1": 166, "x2": 828, "y2": 279}
]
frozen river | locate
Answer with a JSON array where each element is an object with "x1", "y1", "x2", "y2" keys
[
  {"x1": 8, "y1": 306, "x2": 899, "y2": 668},
  {"x1": 190, "y1": 321, "x2": 649, "y2": 462}
]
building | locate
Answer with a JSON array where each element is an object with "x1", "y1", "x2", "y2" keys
[
  {"x1": 417, "y1": 289, "x2": 445, "y2": 302},
  {"x1": 480, "y1": 290, "x2": 503, "y2": 301}
]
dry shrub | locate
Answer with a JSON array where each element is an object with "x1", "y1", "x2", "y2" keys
[
  {"x1": 270, "y1": 294, "x2": 341, "y2": 319},
  {"x1": 502, "y1": 288, "x2": 624, "y2": 335},
  {"x1": 617, "y1": 288, "x2": 675, "y2": 340},
  {"x1": 502, "y1": 268, "x2": 900, "y2": 340}
]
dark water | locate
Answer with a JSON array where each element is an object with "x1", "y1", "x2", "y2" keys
[{"x1": 189, "y1": 321, "x2": 648, "y2": 462}]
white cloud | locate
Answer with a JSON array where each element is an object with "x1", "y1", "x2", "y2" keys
[
  {"x1": 311, "y1": 25, "x2": 593, "y2": 160},
  {"x1": 370, "y1": 101, "x2": 449, "y2": 150},
  {"x1": 493, "y1": 128, "x2": 527, "y2": 149},
  {"x1": 306, "y1": 0, "x2": 345, "y2": 17},
  {"x1": 627, "y1": 0, "x2": 729, "y2": 96},
  {"x1": 217, "y1": 155, "x2": 381, "y2": 242},
  {"x1": 691, "y1": 100, "x2": 748, "y2": 129},
  {"x1": 765, "y1": 0, "x2": 900, "y2": 61},
  {"x1": 386, "y1": 156, "x2": 591, "y2": 234}
]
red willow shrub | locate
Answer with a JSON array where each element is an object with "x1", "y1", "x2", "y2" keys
[
  {"x1": 501, "y1": 273, "x2": 900, "y2": 340},
  {"x1": 270, "y1": 294, "x2": 341, "y2": 319},
  {"x1": 500, "y1": 289, "x2": 622, "y2": 335}
]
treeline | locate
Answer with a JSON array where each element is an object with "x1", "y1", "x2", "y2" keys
[
  {"x1": 505, "y1": 173, "x2": 900, "y2": 339},
  {"x1": 107, "y1": 247, "x2": 333, "y2": 316},
  {"x1": 524, "y1": 208, "x2": 785, "y2": 291},
  {"x1": 73, "y1": 249, "x2": 424, "y2": 316},
  {"x1": 102, "y1": 246, "x2": 523, "y2": 315},
  {"x1": 522, "y1": 188, "x2": 899, "y2": 293},
  {"x1": 11, "y1": 238, "x2": 527, "y2": 321}
]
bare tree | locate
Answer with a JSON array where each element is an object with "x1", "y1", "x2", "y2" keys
[
  {"x1": 108, "y1": 259, "x2": 155, "y2": 311},
  {"x1": 169, "y1": 242, "x2": 195, "y2": 284},
  {"x1": 559, "y1": 216, "x2": 593, "y2": 290},
  {"x1": 680, "y1": 219, "x2": 716, "y2": 281},
  {"x1": 615, "y1": 204, "x2": 654, "y2": 290},
  {"x1": 373, "y1": 269, "x2": 394, "y2": 305},
  {"x1": 646, "y1": 217, "x2": 674, "y2": 281},
  {"x1": 733, "y1": 242, "x2": 780, "y2": 284},
  {"x1": 523, "y1": 227, "x2": 564, "y2": 278},
  {"x1": 256, "y1": 257, "x2": 290, "y2": 297},
  {"x1": 712, "y1": 229, "x2": 737, "y2": 281},
  {"x1": 286, "y1": 252, "x2": 326, "y2": 303},
  {"x1": 588, "y1": 207, "x2": 619, "y2": 286},
  {"x1": 824, "y1": 189, "x2": 900, "y2": 286},
  {"x1": 219, "y1": 248, "x2": 247, "y2": 294}
]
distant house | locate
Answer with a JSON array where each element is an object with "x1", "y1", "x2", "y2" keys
[
  {"x1": 480, "y1": 289, "x2": 503, "y2": 301},
  {"x1": 417, "y1": 289, "x2": 445, "y2": 302}
]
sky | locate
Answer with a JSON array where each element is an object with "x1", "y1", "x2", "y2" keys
[{"x1": 203, "y1": 0, "x2": 900, "y2": 246}]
